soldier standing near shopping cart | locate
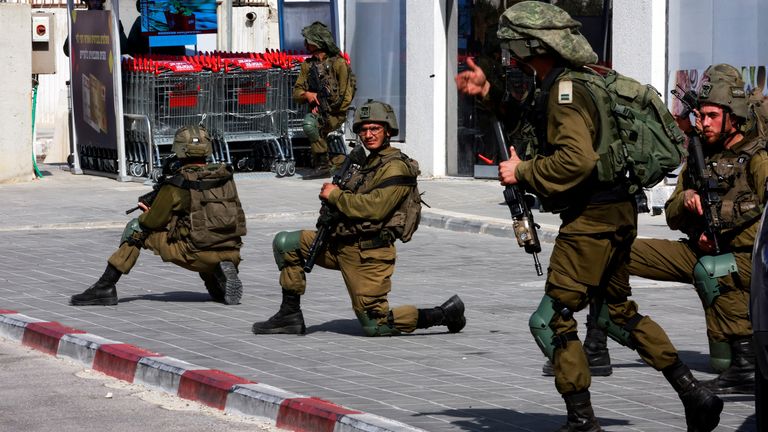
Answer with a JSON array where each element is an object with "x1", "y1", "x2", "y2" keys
[
  {"x1": 70, "y1": 125, "x2": 247, "y2": 306},
  {"x1": 293, "y1": 21, "x2": 355, "y2": 180}
]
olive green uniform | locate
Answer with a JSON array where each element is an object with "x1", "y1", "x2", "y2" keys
[
  {"x1": 278, "y1": 146, "x2": 419, "y2": 332},
  {"x1": 292, "y1": 56, "x2": 351, "y2": 155},
  {"x1": 630, "y1": 138, "x2": 768, "y2": 344},
  {"x1": 109, "y1": 166, "x2": 242, "y2": 275},
  {"x1": 516, "y1": 74, "x2": 680, "y2": 394}
]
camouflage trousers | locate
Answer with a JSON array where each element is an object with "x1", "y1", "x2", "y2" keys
[{"x1": 302, "y1": 112, "x2": 345, "y2": 155}]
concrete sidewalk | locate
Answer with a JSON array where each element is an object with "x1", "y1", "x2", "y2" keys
[{"x1": 0, "y1": 165, "x2": 754, "y2": 431}]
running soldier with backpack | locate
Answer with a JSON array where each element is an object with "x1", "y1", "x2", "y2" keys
[
  {"x1": 628, "y1": 63, "x2": 768, "y2": 395},
  {"x1": 294, "y1": 21, "x2": 356, "y2": 180},
  {"x1": 70, "y1": 125, "x2": 247, "y2": 306},
  {"x1": 251, "y1": 100, "x2": 465, "y2": 337},
  {"x1": 455, "y1": 2, "x2": 722, "y2": 431}
]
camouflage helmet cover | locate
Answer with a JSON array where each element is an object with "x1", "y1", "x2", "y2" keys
[
  {"x1": 497, "y1": 1, "x2": 598, "y2": 67},
  {"x1": 699, "y1": 63, "x2": 748, "y2": 119},
  {"x1": 172, "y1": 125, "x2": 212, "y2": 159},
  {"x1": 301, "y1": 21, "x2": 341, "y2": 56},
  {"x1": 353, "y1": 99, "x2": 399, "y2": 136}
]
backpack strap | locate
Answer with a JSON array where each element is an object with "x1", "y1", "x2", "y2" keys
[
  {"x1": 165, "y1": 173, "x2": 233, "y2": 191},
  {"x1": 367, "y1": 175, "x2": 417, "y2": 190}
]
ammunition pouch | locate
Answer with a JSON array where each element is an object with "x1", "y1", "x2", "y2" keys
[{"x1": 693, "y1": 254, "x2": 738, "y2": 306}]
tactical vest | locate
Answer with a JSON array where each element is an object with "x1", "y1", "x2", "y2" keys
[
  {"x1": 335, "y1": 149, "x2": 422, "y2": 243},
  {"x1": 168, "y1": 164, "x2": 247, "y2": 250},
  {"x1": 694, "y1": 137, "x2": 766, "y2": 236},
  {"x1": 308, "y1": 55, "x2": 356, "y2": 116}
]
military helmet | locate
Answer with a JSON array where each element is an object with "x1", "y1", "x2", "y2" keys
[
  {"x1": 172, "y1": 125, "x2": 212, "y2": 159},
  {"x1": 496, "y1": 1, "x2": 598, "y2": 67},
  {"x1": 301, "y1": 21, "x2": 341, "y2": 56},
  {"x1": 353, "y1": 99, "x2": 399, "y2": 136},
  {"x1": 699, "y1": 63, "x2": 748, "y2": 119}
]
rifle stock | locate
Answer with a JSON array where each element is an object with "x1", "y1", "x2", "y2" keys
[
  {"x1": 492, "y1": 118, "x2": 543, "y2": 276},
  {"x1": 303, "y1": 145, "x2": 367, "y2": 273}
]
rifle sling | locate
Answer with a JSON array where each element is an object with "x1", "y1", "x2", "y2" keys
[{"x1": 366, "y1": 175, "x2": 416, "y2": 191}]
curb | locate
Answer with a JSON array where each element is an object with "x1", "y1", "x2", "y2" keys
[
  {"x1": 0, "y1": 310, "x2": 425, "y2": 432},
  {"x1": 421, "y1": 208, "x2": 559, "y2": 243}
]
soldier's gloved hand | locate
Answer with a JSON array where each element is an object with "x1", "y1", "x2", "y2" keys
[{"x1": 317, "y1": 207, "x2": 340, "y2": 228}]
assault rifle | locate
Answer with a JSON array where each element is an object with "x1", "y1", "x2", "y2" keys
[
  {"x1": 307, "y1": 62, "x2": 332, "y2": 116},
  {"x1": 492, "y1": 118, "x2": 543, "y2": 276},
  {"x1": 303, "y1": 145, "x2": 367, "y2": 272},
  {"x1": 671, "y1": 87, "x2": 722, "y2": 254},
  {"x1": 125, "y1": 155, "x2": 181, "y2": 215}
]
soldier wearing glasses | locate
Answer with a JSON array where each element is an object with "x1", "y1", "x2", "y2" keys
[{"x1": 251, "y1": 100, "x2": 465, "y2": 337}]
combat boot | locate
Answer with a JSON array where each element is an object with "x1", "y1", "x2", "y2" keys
[
  {"x1": 302, "y1": 152, "x2": 331, "y2": 180},
  {"x1": 701, "y1": 337, "x2": 755, "y2": 394},
  {"x1": 70, "y1": 264, "x2": 121, "y2": 306},
  {"x1": 543, "y1": 315, "x2": 612, "y2": 376},
  {"x1": 555, "y1": 390, "x2": 602, "y2": 432},
  {"x1": 663, "y1": 360, "x2": 723, "y2": 432},
  {"x1": 252, "y1": 290, "x2": 306, "y2": 335},
  {"x1": 416, "y1": 295, "x2": 466, "y2": 333},
  {"x1": 201, "y1": 261, "x2": 243, "y2": 305}
]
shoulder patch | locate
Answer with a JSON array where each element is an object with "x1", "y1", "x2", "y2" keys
[{"x1": 558, "y1": 80, "x2": 573, "y2": 104}]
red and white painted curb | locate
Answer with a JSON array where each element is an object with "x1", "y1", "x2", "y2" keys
[{"x1": 0, "y1": 310, "x2": 424, "y2": 432}]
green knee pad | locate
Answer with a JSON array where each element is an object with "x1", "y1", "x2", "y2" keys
[
  {"x1": 272, "y1": 231, "x2": 302, "y2": 270},
  {"x1": 709, "y1": 339, "x2": 732, "y2": 373},
  {"x1": 595, "y1": 302, "x2": 635, "y2": 347},
  {"x1": 356, "y1": 311, "x2": 400, "y2": 337},
  {"x1": 693, "y1": 254, "x2": 738, "y2": 306},
  {"x1": 120, "y1": 218, "x2": 143, "y2": 245},
  {"x1": 302, "y1": 113, "x2": 321, "y2": 142},
  {"x1": 529, "y1": 295, "x2": 561, "y2": 360}
]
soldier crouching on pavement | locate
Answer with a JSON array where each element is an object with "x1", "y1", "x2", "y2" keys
[
  {"x1": 456, "y1": 2, "x2": 722, "y2": 431},
  {"x1": 252, "y1": 100, "x2": 466, "y2": 336},
  {"x1": 70, "y1": 125, "x2": 247, "y2": 306}
]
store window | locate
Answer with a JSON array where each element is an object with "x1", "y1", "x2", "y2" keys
[
  {"x1": 454, "y1": 0, "x2": 611, "y2": 177},
  {"x1": 346, "y1": 0, "x2": 406, "y2": 140}
]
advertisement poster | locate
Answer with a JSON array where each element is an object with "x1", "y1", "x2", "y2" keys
[
  {"x1": 70, "y1": 10, "x2": 119, "y2": 170},
  {"x1": 140, "y1": 0, "x2": 217, "y2": 35}
]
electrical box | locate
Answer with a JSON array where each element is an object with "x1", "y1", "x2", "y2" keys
[{"x1": 31, "y1": 12, "x2": 56, "y2": 74}]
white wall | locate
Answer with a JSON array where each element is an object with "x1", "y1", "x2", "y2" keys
[
  {"x1": 404, "y1": 0, "x2": 446, "y2": 178},
  {"x1": 0, "y1": 4, "x2": 34, "y2": 183},
  {"x1": 612, "y1": 0, "x2": 666, "y2": 94}
]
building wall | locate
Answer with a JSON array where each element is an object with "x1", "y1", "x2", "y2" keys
[
  {"x1": 612, "y1": 0, "x2": 666, "y2": 95},
  {"x1": 0, "y1": 4, "x2": 34, "y2": 183}
]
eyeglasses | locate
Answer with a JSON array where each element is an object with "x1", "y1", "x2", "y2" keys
[{"x1": 357, "y1": 125, "x2": 385, "y2": 136}]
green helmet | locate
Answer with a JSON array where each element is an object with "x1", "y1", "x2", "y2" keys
[
  {"x1": 353, "y1": 99, "x2": 399, "y2": 136},
  {"x1": 699, "y1": 63, "x2": 748, "y2": 119},
  {"x1": 172, "y1": 125, "x2": 212, "y2": 159},
  {"x1": 496, "y1": 1, "x2": 597, "y2": 67}
]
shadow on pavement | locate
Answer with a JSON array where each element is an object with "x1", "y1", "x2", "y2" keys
[
  {"x1": 118, "y1": 291, "x2": 214, "y2": 303},
  {"x1": 412, "y1": 408, "x2": 629, "y2": 432}
]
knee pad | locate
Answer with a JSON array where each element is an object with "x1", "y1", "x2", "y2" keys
[
  {"x1": 356, "y1": 311, "x2": 400, "y2": 337},
  {"x1": 120, "y1": 218, "x2": 144, "y2": 246},
  {"x1": 595, "y1": 301, "x2": 642, "y2": 348},
  {"x1": 302, "y1": 113, "x2": 321, "y2": 142},
  {"x1": 272, "y1": 231, "x2": 302, "y2": 270},
  {"x1": 529, "y1": 295, "x2": 574, "y2": 360},
  {"x1": 708, "y1": 338, "x2": 732, "y2": 373},
  {"x1": 693, "y1": 254, "x2": 738, "y2": 306}
]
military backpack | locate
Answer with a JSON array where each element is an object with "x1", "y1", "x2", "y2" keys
[
  {"x1": 375, "y1": 151, "x2": 424, "y2": 243},
  {"x1": 565, "y1": 66, "x2": 687, "y2": 192},
  {"x1": 168, "y1": 164, "x2": 247, "y2": 249}
]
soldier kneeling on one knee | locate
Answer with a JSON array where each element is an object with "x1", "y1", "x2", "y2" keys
[
  {"x1": 70, "y1": 125, "x2": 247, "y2": 306},
  {"x1": 251, "y1": 100, "x2": 465, "y2": 337}
]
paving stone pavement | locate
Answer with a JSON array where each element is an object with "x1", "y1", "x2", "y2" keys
[{"x1": 0, "y1": 165, "x2": 756, "y2": 431}]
